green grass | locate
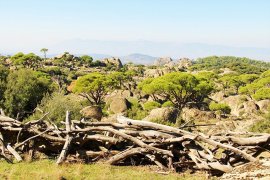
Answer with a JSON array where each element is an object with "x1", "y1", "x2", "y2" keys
[{"x1": 0, "y1": 160, "x2": 209, "y2": 180}]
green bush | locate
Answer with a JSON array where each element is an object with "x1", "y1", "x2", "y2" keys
[
  {"x1": 209, "y1": 101, "x2": 231, "y2": 114},
  {"x1": 143, "y1": 101, "x2": 161, "y2": 111},
  {"x1": 4, "y1": 69, "x2": 52, "y2": 119},
  {"x1": 250, "y1": 108, "x2": 270, "y2": 133},
  {"x1": 126, "y1": 98, "x2": 147, "y2": 120},
  {"x1": 250, "y1": 119, "x2": 270, "y2": 133},
  {"x1": 27, "y1": 93, "x2": 83, "y2": 125},
  {"x1": 162, "y1": 101, "x2": 174, "y2": 107},
  {"x1": 253, "y1": 88, "x2": 270, "y2": 101}
]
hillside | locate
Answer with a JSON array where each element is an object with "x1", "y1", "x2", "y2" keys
[{"x1": 0, "y1": 53, "x2": 270, "y2": 178}]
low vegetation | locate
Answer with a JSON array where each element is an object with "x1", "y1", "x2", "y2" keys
[{"x1": 0, "y1": 160, "x2": 203, "y2": 180}]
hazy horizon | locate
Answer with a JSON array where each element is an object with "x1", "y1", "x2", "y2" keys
[{"x1": 0, "y1": 0, "x2": 270, "y2": 60}]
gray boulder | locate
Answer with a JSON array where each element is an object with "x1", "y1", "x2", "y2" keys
[
  {"x1": 256, "y1": 100, "x2": 270, "y2": 113},
  {"x1": 80, "y1": 106, "x2": 103, "y2": 120},
  {"x1": 177, "y1": 58, "x2": 192, "y2": 69},
  {"x1": 103, "y1": 57, "x2": 123, "y2": 69},
  {"x1": 109, "y1": 97, "x2": 130, "y2": 114},
  {"x1": 154, "y1": 57, "x2": 173, "y2": 66},
  {"x1": 144, "y1": 107, "x2": 179, "y2": 123},
  {"x1": 181, "y1": 107, "x2": 216, "y2": 122}
]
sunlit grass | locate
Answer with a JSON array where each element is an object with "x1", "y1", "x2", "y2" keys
[{"x1": 0, "y1": 160, "x2": 210, "y2": 180}]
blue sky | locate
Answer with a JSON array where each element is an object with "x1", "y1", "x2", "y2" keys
[{"x1": 0, "y1": 0, "x2": 270, "y2": 59}]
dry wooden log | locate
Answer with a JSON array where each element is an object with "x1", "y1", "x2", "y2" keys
[
  {"x1": 107, "y1": 147, "x2": 148, "y2": 165},
  {"x1": 118, "y1": 116, "x2": 257, "y2": 162},
  {"x1": 6, "y1": 144, "x2": 22, "y2": 162},
  {"x1": 70, "y1": 126, "x2": 173, "y2": 157},
  {"x1": 56, "y1": 111, "x2": 73, "y2": 164},
  {"x1": 14, "y1": 128, "x2": 52, "y2": 150},
  {"x1": 195, "y1": 134, "x2": 257, "y2": 162},
  {"x1": 145, "y1": 154, "x2": 167, "y2": 170},
  {"x1": 77, "y1": 150, "x2": 120, "y2": 158},
  {"x1": 228, "y1": 135, "x2": 270, "y2": 146},
  {"x1": 119, "y1": 129, "x2": 175, "y2": 139},
  {"x1": 83, "y1": 134, "x2": 119, "y2": 144}
]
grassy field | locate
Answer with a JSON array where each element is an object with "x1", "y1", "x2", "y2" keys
[{"x1": 0, "y1": 160, "x2": 210, "y2": 180}]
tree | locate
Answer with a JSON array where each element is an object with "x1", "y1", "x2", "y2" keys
[
  {"x1": 239, "y1": 73, "x2": 270, "y2": 100},
  {"x1": 139, "y1": 72, "x2": 213, "y2": 109},
  {"x1": 40, "y1": 48, "x2": 48, "y2": 59},
  {"x1": 11, "y1": 52, "x2": 41, "y2": 69},
  {"x1": 4, "y1": 69, "x2": 51, "y2": 119},
  {"x1": 73, "y1": 73, "x2": 115, "y2": 105},
  {"x1": 80, "y1": 55, "x2": 93, "y2": 67},
  {"x1": 0, "y1": 66, "x2": 9, "y2": 106}
]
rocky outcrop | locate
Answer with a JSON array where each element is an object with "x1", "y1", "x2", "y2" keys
[
  {"x1": 181, "y1": 107, "x2": 216, "y2": 122},
  {"x1": 154, "y1": 57, "x2": 173, "y2": 66},
  {"x1": 105, "y1": 90, "x2": 132, "y2": 104},
  {"x1": 144, "y1": 69, "x2": 163, "y2": 78},
  {"x1": 102, "y1": 57, "x2": 123, "y2": 69},
  {"x1": 210, "y1": 91, "x2": 225, "y2": 102},
  {"x1": 221, "y1": 95, "x2": 245, "y2": 117},
  {"x1": 243, "y1": 101, "x2": 259, "y2": 114},
  {"x1": 177, "y1": 58, "x2": 192, "y2": 69},
  {"x1": 80, "y1": 106, "x2": 102, "y2": 120},
  {"x1": 144, "y1": 68, "x2": 174, "y2": 78},
  {"x1": 220, "y1": 95, "x2": 261, "y2": 117},
  {"x1": 54, "y1": 52, "x2": 74, "y2": 61},
  {"x1": 109, "y1": 97, "x2": 130, "y2": 114},
  {"x1": 144, "y1": 107, "x2": 179, "y2": 123},
  {"x1": 256, "y1": 99, "x2": 270, "y2": 113}
]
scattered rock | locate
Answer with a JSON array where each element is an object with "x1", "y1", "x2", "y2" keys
[
  {"x1": 154, "y1": 57, "x2": 173, "y2": 66},
  {"x1": 256, "y1": 99, "x2": 270, "y2": 113},
  {"x1": 221, "y1": 95, "x2": 245, "y2": 117},
  {"x1": 210, "y1": 91, "x2": 225, "y2": 102},
  {"x1": 102, "y1": 57, "x2": 123, "y2": 69},
  {"x1": 109, "y1": 97, "x2": 130, "y2": 114},
  {"x1": 177, "y1": 58, "x2": 192, "y2": 69},
  {"x1": 181, "y1": 107, "x2": 216, "y2": 122},
  {"x1": 243, "y1": 101, "x2": 259, "y2": 114},
  {"x1": 80, "y1": 106, "x2": 102, "y2": 120},
  {"x1": 144, "y1": 69, "x2": 163, "y2": 78},
  {"x1": 144, "y1": 107, "x2": 179, "y2": 123}
]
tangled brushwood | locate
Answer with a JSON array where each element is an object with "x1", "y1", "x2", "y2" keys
[{"x1": 0, "y1": 111, "x2": 269, "y2": 176}]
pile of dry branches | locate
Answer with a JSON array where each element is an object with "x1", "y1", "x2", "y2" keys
[{"x1": 0, "y1": 111, "x2": 269, "y2": 175}]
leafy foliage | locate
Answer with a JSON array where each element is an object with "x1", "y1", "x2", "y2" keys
[
  {"x1": 4, "y1": 69, "x2": 52, "y2": 119},
  {"x1": 209, "y1": 101, "x2": 231, "y2": 114},
  {"x1": 191, "y1": 56, "x2": 270, "y2": 74},
  {"x1": 139, "y1": 72, "x2": 213, "y2": 109},
  {"x1": 27, "y1": 93, "x2": 83, "y2": 125},
  {"x1": 239, "y1": 71, "x2": 270, "y2": 100},
  {"x1": 143, "y1": 101, "x2": 161, "y2": 111},
  {"x1": 73, "y1": 73, "x2": 115, "y2": 105},
  {"x1": 11, "y1": 52, "x2": 41, "y2": 69},
  {"x1": 126, "y1": 98, "x2": 148, "y2": 120}
]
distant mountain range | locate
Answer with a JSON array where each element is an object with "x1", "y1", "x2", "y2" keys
[
  {"x1": 121, "y1": 53, "x2": 157, "y2": 64},
  {"x1": 45, "y1": 53, "x2": 158, "y2": 65},
  {"x1": 90, "y1": 53, "x2": 158, "y2": 65}
]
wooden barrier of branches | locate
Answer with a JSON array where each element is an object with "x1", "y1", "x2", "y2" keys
[{"x1": 0, "y1": 112, "x2": 269, "y2": 175}]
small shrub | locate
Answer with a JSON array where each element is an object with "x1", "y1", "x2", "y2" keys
[
  {"x1": 250, "y1": 119, "x2": 270, "y2": 133},
  {"x1": 126, "y1": 98, "x2": 147, "y2": 119},
  {"x1": 143, "y1": 101, "x2": 161, "y2": 111},
  {"x1": 26, "y1": 93, "x2": 83, "y2": 125},
  {"x1": 209, "y1": 101, "x2": 231, "y2": 114},
  {"x1": 250, "y1": 109, "x2": 270, "y2": 133},
  {"x1": 162, "y1": 101, "x2": 174, "y2": 107}
]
